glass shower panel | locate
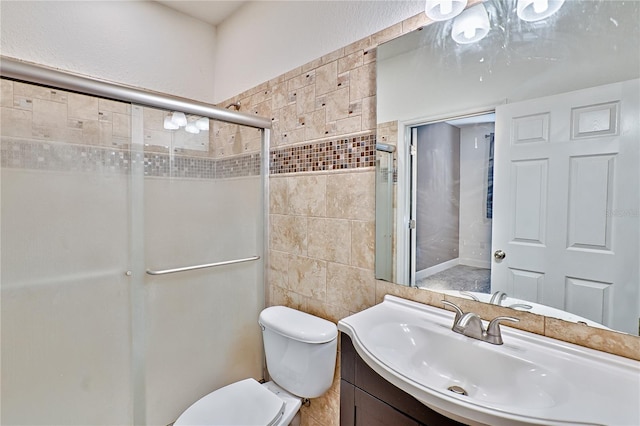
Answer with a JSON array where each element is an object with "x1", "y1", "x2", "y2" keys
[
  {"x1": 139, "y1": 108, "x2": 264, "y2": 425},
  {"x1": 375, "y1": 149, "x2": 395, "y2": 281},
  {"x1": 0, "y1": 80, "x2": 134, "y2": 425}
]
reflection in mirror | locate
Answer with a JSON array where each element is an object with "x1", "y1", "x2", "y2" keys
[
  {"x1": 412, "y1": 114, "x2": 495, "y2": 294},
  {"x1": 439, "y1": 289, "x2": 612, "y2": 330},
  {"x1": 375, "y1": 0, "x2": 639, "y2": 334},
  {"x1": 375, "y1": 143, "x2": 396, "y2": 282}
]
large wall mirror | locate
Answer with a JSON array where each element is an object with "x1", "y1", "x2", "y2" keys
[{"x1": 375, "y1": 0, "x2": 639, "y2": 335}]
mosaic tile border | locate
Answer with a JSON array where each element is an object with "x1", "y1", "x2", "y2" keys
[
  {"x1": 269, "y1": 132, "x2": 376, "y2": 174},
  {"x1": 218, "y1": 154, "x2": 262, "y2": 179},
  {"x1": 2, "y1": 132, "x2": 376, "y2": 178},
  {"x1": 1, "y1": 138, "x2": 261, "y2": 179}
]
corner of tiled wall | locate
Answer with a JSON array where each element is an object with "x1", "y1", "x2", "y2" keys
[{"x1": 211, "y1": 11, "x2": 432, "y2": 426}]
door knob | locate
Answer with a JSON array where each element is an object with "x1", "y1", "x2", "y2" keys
[{"x1": 494, "y1": 250, "x2": 506, "y2": 260}]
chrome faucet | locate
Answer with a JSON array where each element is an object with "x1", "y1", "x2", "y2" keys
[
  {"x1": 459, "y1": 290, "x2": 533, "y2": 311},
  {"x1": 489, "y1": 291, "x2": 508, "y2": 305},
  {"x1": 442, "y1": 300, "x2": 519, "y2": 345}
]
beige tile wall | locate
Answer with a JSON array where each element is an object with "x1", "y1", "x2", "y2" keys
[
  {"x1": 1, "y1": 80, "x2": 132, "y2": 147},
  {"x1": 214, "y1": 22, "x2": 400, "y2": 422},
  {"x1": 0, "y1": 79, "x2": 220, "y2": 159},
  {"x1": 218, "y1": 9, "x2": 640, "y2": 426}
]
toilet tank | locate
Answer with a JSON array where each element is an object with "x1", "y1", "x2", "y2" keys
[{"x1": 259, "y1": 306, "x2": 338, "y2": 399}]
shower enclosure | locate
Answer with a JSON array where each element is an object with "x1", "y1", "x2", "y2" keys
[{"x1": 1, "y1": 59, "x2": 270, "y2": 425}]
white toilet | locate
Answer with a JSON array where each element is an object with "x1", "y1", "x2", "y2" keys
[{"x1": 174, "y1": 306, "x2": 338, "y2": 426}]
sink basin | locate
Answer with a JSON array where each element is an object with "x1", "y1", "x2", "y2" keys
[
  {"x1": 368, "y1": 323, "x2": 567, "y2": 410},
  {"x1": 338, "y1": 295, "x2": 640, "y2": 426}
]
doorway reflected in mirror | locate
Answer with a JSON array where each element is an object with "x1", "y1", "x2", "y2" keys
[{"x1": 411, "y1": 113, "x2": 495, "y2": 296}]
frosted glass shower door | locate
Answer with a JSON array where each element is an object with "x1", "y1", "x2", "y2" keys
[
  {"x1": 1, "y1": 80, "x2": 266, "y2": 426},
  {"x1": 138, "y1": 109, "x2": 265, "y2": 425},
  {"x1": 1, "y1": 82, "x2": 135, "y2": 425}
]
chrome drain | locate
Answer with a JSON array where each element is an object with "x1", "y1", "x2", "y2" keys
[{"x1": 448, "y1": 385, "x2": 468, "y2": 396}]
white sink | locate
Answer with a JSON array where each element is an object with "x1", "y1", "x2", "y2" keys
[{"x1": 338, "y1": 295, "x2": 640, "y2": 426}]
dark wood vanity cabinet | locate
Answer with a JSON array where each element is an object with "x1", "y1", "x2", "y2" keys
[{"x1": 340, "y1": 333, "x2": 464, "y2": 426}]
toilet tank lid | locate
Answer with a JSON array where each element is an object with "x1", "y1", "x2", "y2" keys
[{"x1": 259, "y1": 306, "x2": 338, "y2": 344}]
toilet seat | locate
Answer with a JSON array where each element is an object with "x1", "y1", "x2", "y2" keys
[{"x1": 174, "y1": 378, "x2": 285, "y2": 426}]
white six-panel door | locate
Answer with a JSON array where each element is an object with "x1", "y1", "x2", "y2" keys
[{"x1": 491, "y1": 79, "x2": 639, "y2": 334}]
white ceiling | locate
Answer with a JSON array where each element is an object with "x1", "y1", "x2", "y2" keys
[{"x1": 155, "y1": 1, "x2": 248, "y2": 26}]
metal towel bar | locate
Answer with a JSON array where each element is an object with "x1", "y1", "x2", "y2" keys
[{"x1": 146, "y1": 256, "x2": 260, "y2": 275}]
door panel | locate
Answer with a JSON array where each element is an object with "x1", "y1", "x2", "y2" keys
[
  {"x1": 510, "y1": 159, "x2": 548, "y2": 244},
  {"x1": 492, "y1": 79, "x2": 639, "y2": 333},
  {"x1": 567, "y1": 155, "x2": 614, "y2": 250}
]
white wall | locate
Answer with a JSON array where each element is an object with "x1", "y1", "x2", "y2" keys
[
  {"x1": 1, "y1": 1, "x2": 424, "y2": 104},
  {"x1": 377, "y1": 0, "x2": 640, "y2": 124},
  {"x1": 0, "y1": 1, "x2": 217, "y2": 103},
  {"x1": 214, "y1": 1, "x2": 423, "y2": 102},
  {"x1": 458, "y1": 124, "x2": 494, "y2": 269},
  {"x1": 415, "y1": 122, "x2": 460, "y2": 272}
]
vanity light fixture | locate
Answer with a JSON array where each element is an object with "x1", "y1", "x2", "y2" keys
[
  {"x1": 425, "y1": 0, "x2": 468, "y2": 21},
  {"x1": 517, "y1": 0, "x2": 565, "y2": 21},
  {"x1": 441, "y1": 0, "x2": 566, "y2": 45},
  {"x1": 452, "y1": 3, "x2": 491, "y2": 44}
]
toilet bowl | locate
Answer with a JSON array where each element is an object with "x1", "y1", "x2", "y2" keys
[{"x1": 174, "y1": 306, "x2": 337, "y2": 426}]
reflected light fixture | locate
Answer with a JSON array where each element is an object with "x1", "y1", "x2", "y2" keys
[
  {"x1": 185, "y1": 122, "x2": 200, "y2": 134},
  {"x1": 163, "y1": 116, "x2": 179, "y2": 130},
  {"x1": 163, "y1": 112, "x2": 210, "y2": 132},
  {"x1": 425, "y1": 0, "x2": 467, "y2": 21},
  {"x1": 517, "y1": 0, "x2": 565, "y2": 22},
  {"x1": 195, "y1": 117, "x2": 209, "y2": 131},
  {"x1": 171, "y1": 111, "x2": 188, "y2": 127},
  {"x1": 451, "y1": 3, "x2": 490, "y2": 44}
]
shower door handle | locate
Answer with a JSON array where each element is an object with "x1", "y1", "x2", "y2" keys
[{"x1": 146, "y1": 255, "x2": 260, "y2": 275}]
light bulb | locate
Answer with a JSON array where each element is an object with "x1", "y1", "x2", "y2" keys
[
  {"x1": 171, "y1": 111, "x2": 187, "y2": 127},
  {"x1": 517, "y1": 0, "x2": 565, "y2": 22},
  {"x1": 441, "y1": 0, "x2": 452, "y2": 15},
  {"x1": 163, "y1": 116, "x2": 179, "y2": 130},
  {"x1": 185, "y1": 123, "x2": 200, "y2": 134},
  {"x1": 425, "y1": 0, "x2": 467, "y2": 21},
  {"x1": 195, "y1": 117, "x2": 209, "y2": 131},
  {"x1": 464, "y1": 26, "x2": 476, "y2": 39},
  {"x1": 533, "y1": 0, "x2": 548, "y2": 13},
  {"x1": 451, "y1": 3, "x2": 490, "y2": 44}
]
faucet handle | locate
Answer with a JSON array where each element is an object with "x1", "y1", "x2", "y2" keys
[
  {"x1": 486, "y1": 316, "x2": 519, "y2": 344},
  {"x1": 489, "y1": 291, "x2": 508, "y2": 305},
  {"x1": 507, "y1": 303, "x2": 532, "y2": 311},
  {"x1": 458, "y1": 291, "x2": 480, "y2": 302},
  {"x1": 442, "y1": 300, "x2": 464, "y2": 323}
]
